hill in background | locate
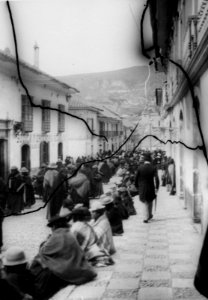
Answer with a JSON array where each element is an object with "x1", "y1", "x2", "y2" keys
[{"x1": 59, "y1": 65, "x2": 163, "y2": 122}]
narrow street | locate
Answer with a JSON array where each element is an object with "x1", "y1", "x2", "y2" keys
[{"x1": 3, "y1": 183, "x2": 207, "y2": 300}]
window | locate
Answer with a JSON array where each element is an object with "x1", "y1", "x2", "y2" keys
[
  {"x1": 40, "y1": 141, "x2": 49, "y2": 166},
  {"x1": 21, "y1": 144, "x2": 30, "y2": 170},
  {"x1": 42, "y1": 100, "x2": 51, "y2": 132},
  {"x1": 21, "y1": 95, "x2": 33, "y2": 132},
  {"x1": 58, "y1": 142, "x2": 63, "y2": 160},
  {"x1": 87, "y1": 118, "x2": 94, "y2": 137},
  {"x1": 99, "y1": 121, "x2": 105, "y2": 135},
  {"x1": 87, "y1": 118, "x2": 94, "y2": 131},
  {"x1": 58, "y1": 104, "x2": 65, "y2": 132}
]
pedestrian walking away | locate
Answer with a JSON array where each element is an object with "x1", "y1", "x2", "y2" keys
[{"x1": 135, "y1": 152, "x2": 159, "y2": 223}]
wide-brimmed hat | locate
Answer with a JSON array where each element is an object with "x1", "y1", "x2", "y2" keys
[
  {"x1": 90, "y1": 202, "x2": 105, "y2": 212},
  {"x1": 3, "y1": 246, "x2": 27, "y2": 266},
  {"x1": 48, "y1": 163, "x2": 57, "y2": 169},
  {"x1": 20, "y1": 167, "x2": 29, "y2": 173},
  {"x1": 100, "y1": 197, "x2": 113, "y2": 206},
  {"x1": 118, "y1": 186, "x2": 127, "y2": 192},
  {"x1": 99, "y1": 194, "x2": 106, "y2": 200},
  {"x1": 10, "y1": 166, "x2": 18, "y2": 170},
  {"x1": 72, "y1": 207, "x2": 90, "y2": 217},
  {"x1": 47, "y1": 213, "x2": 71, "y2": 227}
]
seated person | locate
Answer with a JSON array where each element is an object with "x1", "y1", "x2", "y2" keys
[
  {"x1": 71, "y1": 207, "x2": 114, "y2": 267},
  {"x1": 90, "y1": 202, "x2": 116, "y2": 255},
  {"x1": 1, "y1": 246, "x2": 34, "y2": 299},
  {"x1": 101, "y1": 197, "x2": 124, "y2": 235},
  {"x1": 59, "y1": 196, "x2": 74, "y2": 216},
  {"x1": 118, "y1": 186, "x2": 137, "y2": 216},
  {"x1": 116, "y1": 161, "x2": 127, "y2": 177},
  {"x1": 113, "y1": 194, "x2": 129, "y2": 220},
  {"x1": 30, "y1": 214, "x2": 97, "y2": 300}
]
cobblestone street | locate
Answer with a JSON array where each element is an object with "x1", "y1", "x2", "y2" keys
[{"x1": 3, "y1": 185, "x2": 207, "y2": 300}]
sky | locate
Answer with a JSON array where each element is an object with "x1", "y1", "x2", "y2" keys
[{"x1": 0, "y1": 0, "x2": 152, "y2": 76}]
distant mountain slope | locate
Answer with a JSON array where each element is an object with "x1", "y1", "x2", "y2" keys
[{"x1": 58, "y1": 66, "x2": 162, "y2": 120}]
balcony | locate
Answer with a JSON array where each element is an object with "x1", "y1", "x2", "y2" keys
[
  {"x1": 99, "y1": 130, "x2": 121, "y2": 138},
  {"x1": 198, "y1": 0, "x2": 208, "y2": 45},
  {"x1": 182, "y1": 15, "x2": 198, "y2": 69}
]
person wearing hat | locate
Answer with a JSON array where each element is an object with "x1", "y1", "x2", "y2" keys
[
  {"x1": 0, "y1": 177, "x2": 8, "y2": 252},
  {"x1": 20, "y1": 167, "x2": 35, "y2": 209},
  {"x1": 101, "y1": 196, "x2": 124, "y2": 236},
  {"x1": 98, "y1": 160, "x2": 111, "y2": 184},
  {"x1": 90, "y1": 202, "x2": 116, "y2": 255},
  {"x1": 43, "y1": 163, "x2": 66, "y2": 220},
  {"x1": 118, "y1": 186, "x2": 137, "y2": 216},
  {"x1": 7, "y1": 166, "x2": 24, "y2": 214},
  {"x1": 116, "y1": 160, "x2": 127, "y2": 177},
  {"x1": 91, "y1": 164, "x2": 104, "y2": 198},
  {"x1": 71, "y1": 207, "x2": 114, "y2": 267},
  {"x1": 135, "y1": 152, "x2": 159, "y2": 223},
  {"x1": 33, "y1": 163, "x2": 47, "y2": 200},
  {"x1": 68, "y1": 168, "x2": 91, "y2": 209},
  {"x1": 2, "y1": 246, "x2": 34, "y2": 299},
  {"x1": 30, "y1": 214, "x2": 96, "y2": 299}
]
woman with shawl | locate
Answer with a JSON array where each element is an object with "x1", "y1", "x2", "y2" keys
[
  {"x1": 71, "y1": 206, "x2": 114, "y2": 267},
  {"x1": 30, "y1": 214, "x2": 96, "y2": 300}
]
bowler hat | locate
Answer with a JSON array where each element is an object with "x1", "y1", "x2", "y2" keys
[
  {"x1": 100, "y1": 197, "x2": 113, "y2": 206},
  {"x1": 48, "y1": 163, "x2": 57, "y2": 169},
  {"x1": 41, "y1": 163, "x2": 47, "y2": 168},
  {"x1": 90, "y1": 202, "x2": 105, "y2": 212},
  {"x1": 3, "y1": 246, "x2": 27, "y2": 266},
  {"x1": 10, "y1": 166, "x2": 18, "y2": 170},
  {"x1": 47, "y1": 213, "x2": 71, "y2": 227}
]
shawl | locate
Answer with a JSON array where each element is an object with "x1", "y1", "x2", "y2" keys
[
  {"x1": 68, "y1": 173, "x2": 90, "y2": 198},
  {"x1": 37, "y1": 228, "x2": 96, "y2": 284},
  {"x1": 91, "y1": 213, "x2": 116, "y2": 255},
  {"x1": 43, "y1": 170, "x2": 59, "y2": 189},
  {"x1": 71, "y1": 221, "x2": 107, "y2": 260}
]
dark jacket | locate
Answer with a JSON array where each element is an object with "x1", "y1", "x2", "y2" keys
[
  {"x1": 135, "y1": 162, "x2": 159, "y2": 202},
  {"x1": 194, "y1": 226, "x2": 208, "y2": 298}
]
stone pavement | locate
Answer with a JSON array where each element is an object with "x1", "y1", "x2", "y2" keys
[
  {"x1": 51, "y1": 187, "x2": 207, "y2": 300},
  {"x1": 3, "y1": 186, "x2": 207, "y2": 300}
]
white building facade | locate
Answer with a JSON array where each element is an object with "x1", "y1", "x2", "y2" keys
[
  {"x1": 0, "y1": 51, "x2": 78, "y2": 178},
  {"x1": 149, "y1": 0, "x2": 208, "y2": 233}
]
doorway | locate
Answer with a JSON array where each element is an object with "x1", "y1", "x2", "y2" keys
[
  {"x1": 21, "y1": 144, "x2": 31, "y2": 170},
  {"x1": 0, "y1": 140, "x2": 8, "y2": 180},
  {"x1": 58, "y1": 142, "x2": 63, "y2": 160},
  {"x1": 40, "y1": 141, "x2": 49, "y2": 166}
]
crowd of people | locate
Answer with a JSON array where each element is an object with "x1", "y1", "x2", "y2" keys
[{"x1": 0, "y1": 149, "x2": 177, "y2": 299}]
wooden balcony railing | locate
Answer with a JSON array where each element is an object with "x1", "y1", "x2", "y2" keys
[
  {"x1": 99, "y1": 130, "x2": 122, "y2": 138},
  {"x1": 198, "y1": 0, "x2": 208, "y2": 44},
  {"x1": 182, "y1": 15, "x2": 198, "y2": 69}
]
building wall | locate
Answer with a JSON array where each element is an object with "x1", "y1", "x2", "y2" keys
[
  {"x1": 0, "y1": 70, "x2": 71, "y2": 173},
  {"x1": 161, "y1": 0, "x2": 208, "y2": 233},
  {"x1": 67, "y1": 109, "x2": 99, "y2": 158}
]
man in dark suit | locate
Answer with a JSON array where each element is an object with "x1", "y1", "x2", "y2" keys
[{"x1": 135, "y1": 152, "x2": 159, "y2": 223}]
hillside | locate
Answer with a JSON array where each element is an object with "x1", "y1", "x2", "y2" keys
[{"x1": 59, "y1": 65, "x2": 163, "y2": 121}]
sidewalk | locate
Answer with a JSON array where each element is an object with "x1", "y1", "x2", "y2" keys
[{"x1": 52, "y1": 186, "x2": 207, "y2": 300}]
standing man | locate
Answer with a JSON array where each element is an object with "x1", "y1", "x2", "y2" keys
[
  {"x1": 44, "y1": 163, "x2": 65, "y2": 220},
  {"x1": 135, "y1": 152, "x2": 159, "y2": 223}
]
